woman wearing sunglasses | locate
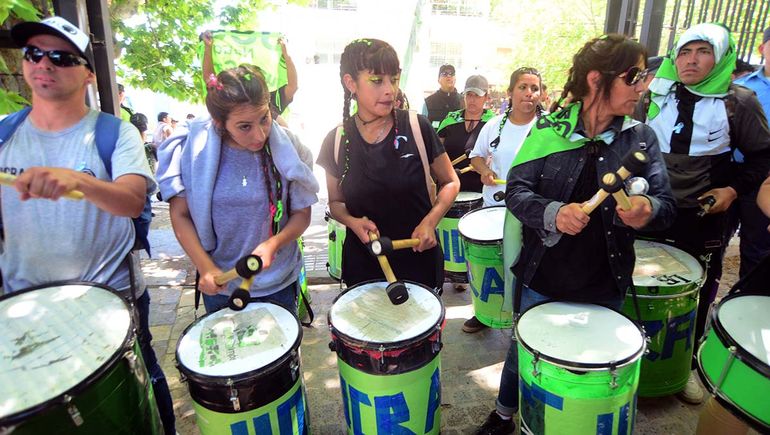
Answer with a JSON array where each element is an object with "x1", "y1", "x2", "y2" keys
[{"x1": 475, "y1": 34, "x2": 676, "y2": 435}]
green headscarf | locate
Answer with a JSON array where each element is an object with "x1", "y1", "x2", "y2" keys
[
  {"x1": 435, "y1": 108, "x2": 496, "y2": 133},
  {"x1": 647, "y1": 22, "x2": 736, "y2": 120}
]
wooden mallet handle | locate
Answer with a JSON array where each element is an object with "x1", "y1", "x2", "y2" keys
[
  {"x1": 581, "y1": 149, "x2": 649, "y2": 214},
  {"x1": 601, "y1": 172, "x2": 632, "y2": 211},
  {"x1": 456, "y1": 165, "x2": 474, "y2": 175},
  {"x1": 368, "y1": 232, "x2": 397, "y2": 283},
  {"x1": 0, "y1": 172, "x2": 84, "y2": 200},
  {"x1": 451, "y1": 154, "x2": 468, "y2": 166},
  {"x1": 215, "y1": 254, "x2": 263, "y2": 285}
]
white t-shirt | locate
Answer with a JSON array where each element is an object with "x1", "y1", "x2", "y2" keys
[
  {"x1": 0, "y1": 110, "x2": 156, "y2": 293},
  {"x1": 469, "y1": 114, "x2": 535, "y2": 206}
]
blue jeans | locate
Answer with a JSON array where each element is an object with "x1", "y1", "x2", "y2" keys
[
  {"x1": 202, "y1": 281, "x2": 298, "y2": 314},
  {"x1": 136, "y1": 290, "x2": 176, "y2": 434},
  {"x1": 495, "y1": 286, "x2": 624, "y2": 416}
]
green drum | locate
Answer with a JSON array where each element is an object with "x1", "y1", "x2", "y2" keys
[
  {"x1": 622, "y1": 240, "x2": 703, "y2": 397},
  {"x1": 697, "y1": 294, "x2": 770, "y2": 431},
  {"x1": 297, "y1": 237, "x2": 311, "y2": 322},
  {"x1": 329, "y1": 280, "x2": 445, "y2": 434},
  {"x1": 517, "y1": 302, "x2": 645, "y2": 435},
  {"x1": 438, "y1": 191, "x2": 483, "y2": 283},
  {"x1": 176, "y1": 302, "x2": 308, "y2": 434},
  {"x1": 326, "y1": 208, "x2": 346, "y2": 281},
  {"x1": 458, "y1": 206, "x2": 511, "y2": 328},
  {"x1": 0, "y1": 282, "x2": 162, "y2": 434}
]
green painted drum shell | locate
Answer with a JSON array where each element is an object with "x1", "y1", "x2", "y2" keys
[
  {"x1": 622, "y1": 289, "x2": 699, "y2": 397},
  {"x1": 438, "y1": 216, "x2": 467, "y2": 274},
  {"x1": 176, "y1": 309, "x2": 304, "y2": 413},
  {"x1": 336, "y1": 355, "x2": 442, "y2": 435},
  {"x1": 326, "y1": 210, "x2": 346, "y2": 281},
  {"x1": 464, "y1": 240, "x2": 510, "y2": 328},
  {"x1": 1, "y1": 339, "x2": 162, "y2": 434},
  {"x1": 192, "y1": 377, "x2": 308, "y2": 435}
]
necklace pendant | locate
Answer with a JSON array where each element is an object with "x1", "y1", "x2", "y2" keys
[{"x1": 242, "y1": 176, "x2": 248, "y2": 187}]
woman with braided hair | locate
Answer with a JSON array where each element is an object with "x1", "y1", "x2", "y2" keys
[
  {"x1": 469, "y1": 67, "x2": 542, "y2": 207},
  {"x1": 317, "y1": 38, "x2": 460, "y2": 290},
  {"x1": 156, "y1": 64, "x2": 319, "y2": 313}
]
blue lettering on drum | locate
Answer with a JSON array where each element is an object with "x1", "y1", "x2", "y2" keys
[
  {"x1": 472, "y1": 267, "x2": 504, "y2": 302},
  {"x1": 441, "y1": 229, "x2": 465, "y2": 263},
  {"x1": 229, "y1": 387, "x2": 305, "y2": 435},
  {"x1": 340, "y1": 366, "x2": 441, "y2": 435},
  {"x1": 642, "y1": 309, "x2": 696, "y2": 361}
]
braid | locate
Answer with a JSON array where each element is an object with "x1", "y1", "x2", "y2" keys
[
  {"x1": 391, "y1": 108, "x2": 399, "y2": 149},
  {"x1": 490, "y1": 100, "x2": 512, "y2": 150},
  {"x1": 259, "y1": 140, "x2": 284, "y2": 235},
  {"x1": 343, "y1": 91, "x2": 352, "y2": 124}
]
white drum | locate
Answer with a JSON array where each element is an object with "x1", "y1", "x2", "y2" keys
[{"x1": 457, "y1": 205, "x2": 505, "y2": 243}]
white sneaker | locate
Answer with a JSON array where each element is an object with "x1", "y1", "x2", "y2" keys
[{"x1": 678, "y1": 371, "x2": 705, "y2": 404}]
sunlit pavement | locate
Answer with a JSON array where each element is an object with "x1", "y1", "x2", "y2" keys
[{"x1": 142, "y1": 199, "x2": 755, "y2": 434}]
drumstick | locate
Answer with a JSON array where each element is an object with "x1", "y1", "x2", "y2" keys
[
  {"x1": 0, "y1": 172, "x2": 84, "y2": 200},
  {"x1": 581, "y1": 149, "x2": 649, "y2": 214},
  {"x1": 493, "y1": 179, "x2": 505, "y2": 185},
  {"x1": 600, "y1": 172, "x2": 632, "y2": 211},
  {"x1": 214, "y1": 254, "x2": 263, "y2": 285},
  {"x1": 367, "y1": 237, "x2": 421, "y2": 256},
  {"x1": 368, "y1": 231, "x2": 409, "y2": 304},
  {"x1": 451, "y1": 154, "x2": 468, "y2": 166},
  {"x1": 456, "y1": 165, "x2": 475, "y2": 175}
]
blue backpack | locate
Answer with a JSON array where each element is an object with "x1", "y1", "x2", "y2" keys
[{"x1": 0, "y1": 107, "x2": 153, "y2": 256}]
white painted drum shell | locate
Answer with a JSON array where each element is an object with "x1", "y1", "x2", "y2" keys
[{"x1": 458, "y1": 206, "x2": 506, "y2": 243}]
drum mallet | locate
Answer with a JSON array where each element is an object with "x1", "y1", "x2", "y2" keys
[
  {"x1": 0, "y1": 172, "x2": 84, "y2": 200},
  {"x1": 697, "y1": 195, "x2": 716, "y2": 217},
  {"x1": 368, "y1": 231, "x2": 409, "y2": 305},
  {"x1": 600, "y1": 172, "x2": 632, "y2": 211},
  {"x1": 492, "y1": 179, "x2": 507, "y2": 202},
  {"x1": 214, "y1": 255, "x2": 263, "y2": 311},
  {"x1": 581, "y1": 148, "x2": 649, "y2": 214},
  {"x1": 451, "y1": 153, "x2": 468, "y2": 166},
  {"x1": 455, "y1": 165, "x2": 475, "y2": 176},
  {"x1": 367, "y1": 236, "x2": 421, "y2": 256}
]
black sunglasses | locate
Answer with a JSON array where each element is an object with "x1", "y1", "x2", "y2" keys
[
  {"x1": 440, "y1": 71, "x2": 455, "y2": 77},
  {"x1": 22, "y1": 45, "x2": 89, "y2": 68},
  {"x1": 616, "y1": 66, "x2": 650, "y2": 86}
]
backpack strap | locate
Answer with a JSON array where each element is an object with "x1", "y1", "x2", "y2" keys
[
  {"x1": 94, "y1": 112, "x2": 123, "y2": 177},
  {"x1": 333, "y1": 123, "x2": 343, "y2": 166},
  {"x1": 408, "y1": 111, "x2": 437, "y2": 204},
  {"x1": 0, "y1": 107, "x2": 32, "y2": 147}
]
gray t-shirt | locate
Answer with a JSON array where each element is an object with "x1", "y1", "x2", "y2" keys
[{"x1": 0, "y1": 110, "x2": 157, "y2": 293}]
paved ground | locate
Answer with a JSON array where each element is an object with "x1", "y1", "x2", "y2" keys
[{"x1": 142, "y1": 199, "x2": 757, "y2": 435}]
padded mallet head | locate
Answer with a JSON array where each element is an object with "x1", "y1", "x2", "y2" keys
[
  {"x1": 493, "y1": 190, "x2": 506, "y2": 202},
  {"x1": 386, "y1": 281, "x2": 409, "y2": 305},
  {"x1": 235, "y1": 255, "x2": 262, "y2": 278},
  {"x1": 228, "y1": 288, "x2": 251, "y2": 311},
  {"x1": 600, "y1": 172, "x2": 624, "y2": 193},
  {"x1": 368, "y1": 237, "x2": 394, "y2": 256},
  {"x1": 621, "y1": 148, "x2": 649, "y2": 174}
]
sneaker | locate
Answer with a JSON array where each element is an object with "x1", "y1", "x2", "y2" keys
[
  {"x1": 455, "y1": 283, "x2": 468, "y2": 292},
  {"x1": 678, "y1": 371, "x2": 704, "y2": 404},
  {"x1": 462, "y1": 316, "x2": 488, "y2": 333},
  {"x1": 475, "y1": 410, "x2": 515, "y2": 435}
]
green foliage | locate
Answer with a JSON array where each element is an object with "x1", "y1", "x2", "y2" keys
[
  {"x1": 0, "y1": 0, "x2": 40, "y2": 113},
  {"x1": 0, "y1": 88, "x2": 29, "y2": 114}
]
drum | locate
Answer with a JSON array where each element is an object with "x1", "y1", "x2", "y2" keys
[
  {"x1": 297, "y1": 237, "x2": 311, "y2": 322},
  {"x1": 325, "y1": 208, "x2": 346, "y2": 281},
  {"x1": 458, "y1": 206, "x2": 511, "y2": 328},
  {"x1": 516, "y1": 302, "x2": 645, "y2": 435},
  {"x1": 697, "y1": 294, "x2": 770, "y2": 431},
  {"x1": 0, "y1": 282, "x2": 162, "y2": 434},
  {"x1": 438, "y1": 191, "x2": 483, "y2": 283},
  {"x1": 176, "y1": 302, "x2": 308, "y2": 434},
  {"x1": 328, "y1": 280, "x2": 445, "y2": 434},
  {"x1": 622, "y1": 240, "x2": 703, "y2": 397}
]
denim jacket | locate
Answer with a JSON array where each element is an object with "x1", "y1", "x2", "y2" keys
[{"x1": 506, "y1": 116, "x2": 676, "y2": 295}]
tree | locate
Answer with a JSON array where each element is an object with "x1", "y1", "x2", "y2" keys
[{"x1": 0, "y1": 0, "x2": 44, "y2": 114}]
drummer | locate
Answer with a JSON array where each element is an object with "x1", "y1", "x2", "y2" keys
[
  {"x1": 316, "y1": 38, "x2": 459, "y2": 290},
  {"x1": 0, "y1": 17, "x2": 176, "y2": 434},
  {"x1": 436, "y1": 74, "x2": 496, "y2": 194},
  {"x1": 475, "y1": 34, "x2": 676, "y2": 435}
]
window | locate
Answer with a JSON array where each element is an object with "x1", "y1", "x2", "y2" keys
[
  {"x1": 315, "y1": 39, "x2": 348, "y2": 64},
  {"x1": 430, "y1": 42, "x2": 463, "y2": 68},
  {"x1": 310, "y1": 0, "x2": 357, "y2": 10},
  {"x1": 431, "y1": 0, "x2": 485, "y2": 17}
]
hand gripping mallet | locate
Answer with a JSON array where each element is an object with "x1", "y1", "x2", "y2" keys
[
  {"x1": 600, "y1": 172, "x2": 632, "y2": 211},
  {"x1": 581, "y1": 148, "x2": 649, "y2": 214},
  {"x1": 212, "y1": 255, "x2": 263, "y2": 311},
  {"x1": 368, "y1": 231, "x2": 409, "y2": 305},
  {"x1": 367, "y1": 236, "x2": 421, "y2": 256},
  {"x1": 0, "y1": 172, "x2": 84, "y2": 200}
]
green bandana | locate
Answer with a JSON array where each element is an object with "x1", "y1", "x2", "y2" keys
[
  {"x1": 511, "y1": 102, "x2": 590, "y2": 168},
  {"x1": 647, "y1": 22, "x2": 735, "y2": 120},
  {"x1": 436, "y1": 108, "x2": 496, "y2": 133}
]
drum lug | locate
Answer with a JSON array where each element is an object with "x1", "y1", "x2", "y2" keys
[
  {"x1": 379, "y1": 344, "x2": 386, "y2": 364},
  {"x1": 531, "y1": 352, "x2": 540, "y2": 378},
  {"x1": 227, "y1": 379, "x2": 241, "y2": 412},
  {"x1": 714, "y1": 346, "x2": 737, "y2": 393},
  {"x1": 290, "y1": 350, "x2": 300, "y2": 380},
  {"x1": 64, "y1": 395, "x2": 84, "y2": 427},
  {"x1": 124, "y1": 349, "x2": 147, "y2": 385},
  {"x1": 609, "y1": 362, "x2": 619, "y2": 389}
]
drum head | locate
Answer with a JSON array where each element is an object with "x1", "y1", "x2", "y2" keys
[
  {"x1": 177, "y1": 302, "x2": 299, "y2": 377},
  {"x1": 329, "y1": 281, "x2": 442, "y2": 344},
  {"x1": 455, "y1": 192, "x2": 483, "y2": 203},
  {"x1": 458, "y1": 206, "x2": 505, "y2": 242},
  {"x1": 0, "y1": 283, "x2": 131, "y2": 419},
  {"x1": 517, "y1": 302, "x2": 645, "y2": 368},
  {"x1": 633, "y1": 240, "x2": 703, "y2": 289},
  {"x1": 717, "y1": 295, "x2": 770, "y2": 365}
]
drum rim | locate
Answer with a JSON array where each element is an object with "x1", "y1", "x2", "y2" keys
[
  {"x1": 0, "y1": 281, "x2": 134, "y2": 424},
  {"x1": 696, "y1": 349, "x2": 770, "y2": 431},
  {"x1": 708, "y1": 293, "x2": 770, "y2": 378},
  {"x1": 628, "y1": 285, "x2": 700, "y2": 299},
  {"x1": 328, "y1": 279, "x2": 445, "y2": 350},
  {"x1": 515, "y1": 301, "x2": 646, "y2": 371},
  {"x1": 457, "y1": 205, "x2": 506, "y2": 243},
  {"x1": 175, "y1": 301, "x2": 303, "y2": 383}
]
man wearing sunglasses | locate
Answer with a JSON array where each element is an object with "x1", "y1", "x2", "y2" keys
[
  {"x1": 1, "y1": 16, "x2": 176, "y2": 434},
  {"x1": 423, "y1": 64, "x2": 464, "y2": 129},
  {"x1": 641, "y1": 22, "x2": 770, "y2": 405}
]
